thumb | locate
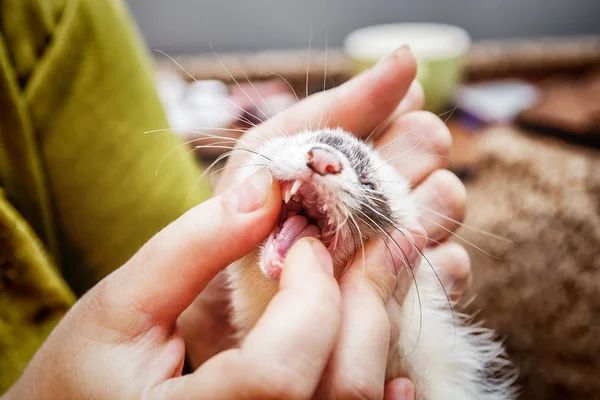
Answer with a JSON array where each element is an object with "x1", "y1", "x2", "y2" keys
[
  {"x1": 262, "y1": 45, "x2": 417, "y2": 138},
  {"x1": 99, "y1": 167, "x2": 281, "y2": 331}
]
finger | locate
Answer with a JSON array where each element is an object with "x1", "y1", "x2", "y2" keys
[
  {"x1": 217, "y1": 48, "x2": 417, "y2": 194},
  {"x1": 157, "y1": 239, "x2": 341, "y2": 399},
  {"x1": 241, "y1": 239, "x2": 341, "y2": 391},
  {"x1": 393, "y1": 79, "x2": 425, "y2": 116},
  {"x1": 375, "y1": 111, "x2": 452, "y2": 187},
  {"x1": 384, "y1": 378, "x2": 416, "y2": 400},
  {"x1": 411, "y1": 169, "x2": 467, "y2": 242},
  {"x1": 99, "y1": 168, "x2": 281, "y2": 329},
  {"x1": 317, "y1": 229, "x2": 425, "y2": 399},
  {"x1": 423, "y1": 242, "x2": 472, "y2": 300},
  {"x1": 258, "y1": 46, "x2": 417, "y2": 140}
]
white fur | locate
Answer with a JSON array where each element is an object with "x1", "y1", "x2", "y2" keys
[
  {"x1": 388, "y1": 263, "x2": 517, "y2": 399},
  {"x1": 228, "y1": 129, "x2": 517, "y2": 399}
]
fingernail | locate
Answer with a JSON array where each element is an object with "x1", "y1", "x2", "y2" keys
[
  {"x1": 310, "y1": 239, "x2": 334, "y2": 275},
  {"x1": 224, "y1": 168, "x2": 272, "y2": 213},
  {"x1": 402, "y1": 381, "x2": 415, "y2": 400},
  {"x1": 376, "y1": 45, "x2": 411, "y2": 68},
  {"x1": 398, "y1": 44, "x2": 411, "y2": 52},
  {"x1": 386, "y1": 379, "x2": 416, "y2": 400},
  {"x1": 391, "y1": 44, "x2": 411, "y2": 59}
]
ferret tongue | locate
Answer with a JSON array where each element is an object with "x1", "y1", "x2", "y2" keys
[
  {"x1": 277, "y1": 215, "x2": 321, "y2": 250},
  {"x1": 264, "y1": 215, "x2": 321, "y2": 278}
]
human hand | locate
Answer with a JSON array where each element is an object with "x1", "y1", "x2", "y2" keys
[
  {"x1": 1, "y1": 169, "x2": 366, "y2": 399},
  {"x1": 180, "y1": 46, "x2": 471, "y2": 400}
]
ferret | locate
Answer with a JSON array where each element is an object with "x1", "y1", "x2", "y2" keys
[{"x1": 226, "y1": 128, "x2": 516, "y2": 400}]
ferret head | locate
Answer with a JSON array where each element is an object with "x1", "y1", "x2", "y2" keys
[{"x1": 238, "y1": 128, "x2": 416, "y2": 279}]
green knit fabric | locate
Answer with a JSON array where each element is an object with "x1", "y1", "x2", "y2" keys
[
  {"x1": 0, "y1": 0, "x2": 211, "y2": 391},
  {"x1": 0, "y1": 190, "x2": 75, "y2": 391}
]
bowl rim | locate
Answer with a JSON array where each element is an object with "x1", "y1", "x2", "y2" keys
[{"x1": 343, "y1": 22, "x2": 472, "y2": 62}]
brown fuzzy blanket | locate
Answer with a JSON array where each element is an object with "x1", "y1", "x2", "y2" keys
[{"x1": 458, "y1": 127, "x2": 600, "y2": 399}]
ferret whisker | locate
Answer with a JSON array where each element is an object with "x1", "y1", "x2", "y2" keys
[
  {"x1": 411, "y1": 233, "x2": 444, "y2": 247},
  {"x1": 374, "y1": 124, "x2": 421, "y2": 153},
  {"x1": 155, "y1": 134, "x2": 252, "y2": 176},
  {"x1": 350, "y1": 212, "x2": 367, "y2": 280},
  {"x1": 335, "y1": 204, "x2": 352, "y2": 247},
  {"x1": 177, "y1": 132, "x2": 259, "y2": 153},
  {"x1": 374, "y1": 228, "x2": 403, "y2": 300},
  {"x1": 353, "y1": 209, "x2": 425, "y2": 354},
  {"x1": 265, "y1": 72, "x2": 300, "y2": 103},
  {"x1": 337, "y1": 215, "x2": 361, "y2": 279},
  {"x1": 332, "y1": 203, "x2": 340, "y2": 250},
  {"x1": 334, "y1": 204, "x2": 352, "y2": 237},
  {"x1": 190, "y1": 147, "x2": 269, "y2": 191},
  {"x1": 364, "y1": 115, "x2": 394, "y2": 144},
  {"x1": 183, "y1": 150, "x2": 234, "y2": 202},
  {"x1": 154, "y1": 49, "x2": 266, "y2": 129},
  {"x1": 345, "y1": 212, "x2": 366, "y2": 277},
  {"x1": 305, "y1": 27, "x2": 314, "y2": 132},
  {"x1": 419, "y1": 205, "x2": 513, "y2": 243},
  {"x1": 209, "y1": 162, "x2": 268, "y2": 177},
  {"x1": 145, "y1": 126, "x2": 249, "y2": 138},
  {"x1": 209, "y1": 44, "x2": 270, "y2": 125},
  {"x1": 355, "y1": 200, "x2": 456, "y2": 344},
  {"x1": 205, "y1": 149, "x2": 237, "y2": 173},
  {"x1": 419, "y1": 216, "x2": 501, "y2": 259},
  {"x1": 193, "y1": 150, "x2": 237, "y2": 189},
  {"x1": 440, "y1": 102, "x2": 459, "y2": 124},
  {"x1": 317, "y1": 30, "x2": 328, "y2": 131},
  {"x1": 379, "y1": 135, "x2": 431, "y2": 167},
  {"x1": 193, "y1": 146, "x2": 272, "y2": 162},
  {"x1": 234, "y1": 114, "x2": 262, "y2": 129},
  {"x1": 237, "y1": 68, "x2": 292, "y2": 139},
  {"x1": 386, "y1": 153, "x2": 454, "y2": 166}
]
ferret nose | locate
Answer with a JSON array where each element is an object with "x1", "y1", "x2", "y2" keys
[{"x1": 307, "y1": 147, "x2": 343, "y2": 176}]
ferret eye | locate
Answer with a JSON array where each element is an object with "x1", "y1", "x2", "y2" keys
[{"x1": 361, "y1": 182, "x2": 376, "y2": 191}]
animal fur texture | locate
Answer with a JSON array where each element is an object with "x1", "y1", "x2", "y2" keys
[{"x1": 227, "y1": 129, "x2": 516, "y2": 399}]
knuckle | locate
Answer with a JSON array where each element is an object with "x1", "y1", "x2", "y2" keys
[
  {"x1": 431, "y1": 169, "x2": 467, "y2": 221},
  {"x1": 445, "y1": 243, "x2": 472, "y2": 297},
  {"x1": 450, "y1": 243, "x2": 472, "y2": 276},
  {"x1": 334, "y1": 373, "x2": 384, "y2": 400},
  {"x1": 411, "y1": 110, "x2": 453, "y2": 158},
  {"x1": 215, "y1": 352, "x2": 313, "y2": 399},
  {"x1": 253, "y1": 363, "x2": 314, "y2": 400},
  {"x1": 84, "y1": 275, "x2": 156, "y2": 339},
  {"x1": 366, "y1": 272, "x2": 398, "y2": 305}
]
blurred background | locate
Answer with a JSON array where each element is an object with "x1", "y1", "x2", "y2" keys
[{"x1": 127, "y1": 0, "x2": 600, "y2": 53}]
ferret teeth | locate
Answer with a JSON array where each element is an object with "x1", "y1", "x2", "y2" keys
[
  {"x1": 290, "y1": 179, "x2": 303, "y2": 195},
  {"x1": 328, "y1": 217, "x2": 335, "y2": 226},
  {"x1": 322, "y1": 204, "x2": 328, "y2": 212},
  {"x1": 284, "y1": 189, "x2": 292, "y2": 203}
]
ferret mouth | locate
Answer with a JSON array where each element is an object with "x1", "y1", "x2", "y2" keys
[{"x1": 262, "y1": 179, "x2": 337, "y2": 280}]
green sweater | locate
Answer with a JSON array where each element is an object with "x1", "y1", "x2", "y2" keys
[{"x1": 0, "y1": 0, "x2": 210, "y2": 391}]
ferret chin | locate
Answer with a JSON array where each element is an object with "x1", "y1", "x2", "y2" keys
[{"x1": 226, "y1": 128, "x2": 517, "y2": 400}]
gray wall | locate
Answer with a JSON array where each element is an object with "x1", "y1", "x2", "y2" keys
[{"x1": 126, "y1": 0, "x2": 600, "y2": 55}]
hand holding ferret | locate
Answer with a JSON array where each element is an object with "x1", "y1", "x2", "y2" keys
[
  {"x1": 4, "y1": 47, "x2": 471, "y2": 400},
  {"x1": 4, "y1": 167, "x2": 420, "y2": 400},
  {"x1": 180, "y1": 47, "x2": 473, "y2": 399}
]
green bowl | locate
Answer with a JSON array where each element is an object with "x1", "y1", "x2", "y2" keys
[{"x1": 344, "y1": 23, "x2": 471, "y2": 114}]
